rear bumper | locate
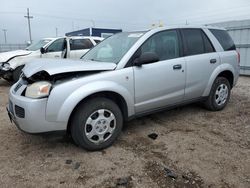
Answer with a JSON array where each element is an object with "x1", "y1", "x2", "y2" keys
[{"x1": 7, "y1": 83, "x2": 67, "y2": 133}]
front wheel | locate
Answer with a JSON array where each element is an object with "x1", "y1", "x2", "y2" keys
[
  {"x1": 71, "y1": 98, "x2": 123, "y2": 151},
  {"x1": 204, "y1": 77, "x2": 231, "y2": 111}
]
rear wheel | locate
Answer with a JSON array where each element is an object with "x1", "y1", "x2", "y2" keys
[
  {"x1": 71, "y1": 98, "x2": 123, "y2": 151},
  {"x1": 204, "y1": 77, "x2": 231, "y2": 111}
]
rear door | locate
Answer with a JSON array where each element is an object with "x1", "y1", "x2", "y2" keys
[
  {"x1": 133, "y1": 30, "x2": 186, "y2": 113},
  {"x1": 181, "y1": 28, "x2": 220, "y2": 100},
  {"x1": 69, "y1": 39, "x2": 94, "y2": 59}
]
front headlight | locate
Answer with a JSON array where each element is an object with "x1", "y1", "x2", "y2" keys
[{"x1": 25, "y1": 81, "x2": 52, "y2": 99}]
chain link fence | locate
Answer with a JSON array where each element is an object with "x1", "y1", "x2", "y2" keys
[{"x1": 0, "y1": 44, "x2": 28, "y2": 52}]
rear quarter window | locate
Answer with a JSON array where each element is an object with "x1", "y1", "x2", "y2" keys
[{"x1": 209, "y1": 29, "x2": 236, "y2": 51}]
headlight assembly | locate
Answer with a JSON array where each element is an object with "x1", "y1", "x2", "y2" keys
[{"x1": 25, "y1": 81, "x2": 52, "y2": 99}]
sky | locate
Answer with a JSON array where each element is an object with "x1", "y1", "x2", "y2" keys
[{"x1": 0, "y1": 0, "x2": 250, "y2": 43}]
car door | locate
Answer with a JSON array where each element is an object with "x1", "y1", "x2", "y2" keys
[
  {"x1": 180, "y1": 29, "x2": 220, "y2": 100},
  {"x1": 41, "y1": 38, "x2": 66, "y2": 59},
  {"x1": 69, "y1": 39, "x2": 94, "y2": 59},
  {"x1": 133, "y1": 30, "x2": 186, "y2": 113}
]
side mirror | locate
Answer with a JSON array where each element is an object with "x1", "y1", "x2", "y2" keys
[
  {"x1": 134, "y1": 52, "x2": 159, "y2": 66},
  {"x1": 40, "y1": 47, "x2": 46, "y2": 54}
]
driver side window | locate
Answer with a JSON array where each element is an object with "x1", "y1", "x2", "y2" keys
[
  {"x1": 140, "y1": 30, "x2": 180, "y2": 61},
  {"x1": 47, "y1": 38, "x2": 65, "y2": 52}
]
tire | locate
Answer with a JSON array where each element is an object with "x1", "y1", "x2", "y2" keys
[
  {"x1": 13, "y1": 65, "x2": 24, "y2": 83},
  {"x1": 204, "y1": 77, "x2": 231, "y2": 111},
  {"x1": 71, "y1": 97, "x2": 123, "y2": 151}
]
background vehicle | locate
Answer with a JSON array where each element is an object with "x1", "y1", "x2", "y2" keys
[
  {"x1": 7, "y1": 26, "x2": 239, "y2": 151},
  {"x1": 0, "y1": 36, "x2": 103, "y2": 82}
]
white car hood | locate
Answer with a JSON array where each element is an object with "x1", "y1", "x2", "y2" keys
[
  {"x1": 0, "y1": 50, "x2": 32, "y2": 63},
  {"x1": 23, "y1": 58, "x2": 117, "y2": 78}
]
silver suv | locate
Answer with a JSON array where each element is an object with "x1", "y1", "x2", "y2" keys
[{"x1": 7, "y1": 26, "x2": 239, "y2": 150}]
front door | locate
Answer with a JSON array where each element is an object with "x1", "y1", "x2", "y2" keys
[
  {"x1": 42, "y1": 38, "x2": 66, "y2": 59},
  {"x1": 133, "y1": 30, "x2": 186, "y2": 113}
]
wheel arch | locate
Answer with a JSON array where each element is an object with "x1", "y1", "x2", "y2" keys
[
  {"x1": 217, "y1": 70, "x2": 234, "y2": 88},
  {"x1": 202, "y1": 64, "x2": 235, "y2": 96},
  {"x1": 66, "y1": 91, "x2": 129, "y2": 134}
]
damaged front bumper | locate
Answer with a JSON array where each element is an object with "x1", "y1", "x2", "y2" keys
[{"x1": 7, "y1": 80, "x2": 67, "y2": 133}]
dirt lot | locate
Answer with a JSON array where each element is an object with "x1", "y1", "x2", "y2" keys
[{"x1": 0, "y1": 77, "x2": 249, "y2": 188}]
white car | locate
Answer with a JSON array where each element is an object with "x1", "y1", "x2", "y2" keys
[{"x1": 0, "y1": 36, "x2": 103, "y2": 82}]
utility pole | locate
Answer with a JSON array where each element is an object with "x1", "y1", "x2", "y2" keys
[
  {"x1": 24, "y1": 8, "x2": 33, "y2": 44},
  {"x1": 2, "y1": 29, "x2": 7, "y2": 44},
  {"x1": 90, "y1": 19, "x2": 95, "y2": 28},
  {"x1": 56, "y1": 27, "x2": 58, "y2": 37}
]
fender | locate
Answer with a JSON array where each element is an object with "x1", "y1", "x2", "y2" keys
[
  {"x1": 46, "y1": 80, "x2": 135, "y2": 123},
  {"x1": 202, "y1": 63, "x2": 235, "y2": 96},
  {"x1": 6, "y1": 53, "x2": 32, "y2": 64},
  {"x1": 8, "y1": 52, "x2": 40, "y2": 69}
]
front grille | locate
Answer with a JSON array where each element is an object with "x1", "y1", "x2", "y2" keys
[
  {"x1": 14, "y1": 82, "x2": 23, "y2": 92},
  {"x1": 9, "y1": 100, "x2": 14, "y2": 114},
  {"x1": 15, "y1": 105, "x2": 25, "y2": 118}
]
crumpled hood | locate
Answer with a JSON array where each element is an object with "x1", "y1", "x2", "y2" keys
[
  {"x1": 23, "y1": 58, "x2": 117, "y2": 78},
  {"x1": 0, "y1": 50, "x2": 32, "y2": 63}
]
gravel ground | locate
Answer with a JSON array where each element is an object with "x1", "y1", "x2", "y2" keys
[{"x1": 0, "y1": 77, "x2": 249, "y2": 188}]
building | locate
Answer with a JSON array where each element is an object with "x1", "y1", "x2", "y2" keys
[
  {"x1": 66, "y1": 27, "x2": 122, "y2": 38},
  {"x1": 211, "y1": 20, "x2": 250, "y2": 75}
]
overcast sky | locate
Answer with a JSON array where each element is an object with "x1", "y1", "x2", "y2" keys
[{"x1": 1, "y1": 0, "x2": 250, "y2": 43}]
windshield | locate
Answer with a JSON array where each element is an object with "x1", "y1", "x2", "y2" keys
[
  {"x1": 81, "y1": 32, "x2": 145, "y2": 64},
  {"x1": 26, "y1": 39, "x2": 52, "y2": 51}
]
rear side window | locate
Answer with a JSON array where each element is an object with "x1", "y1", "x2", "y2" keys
[
  {"x1": 70, "y1": 39, "x2": 94, "y2": 50},
  {"x1": 209, "y1": 29, "x2": 236, "y2": 51},
  {"x1": 201, "y1": 31, "x2": 215, "y2": 53},
  {"x1": 182, "y1": 29, "x2": 205, "y2": 56},
  {"x1": 182, "y1": 29, "x2": 215, "y2": 56}
]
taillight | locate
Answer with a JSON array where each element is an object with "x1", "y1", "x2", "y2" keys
[{"x1": 237, "y1": 51, "x2": 240, "y2": 65}]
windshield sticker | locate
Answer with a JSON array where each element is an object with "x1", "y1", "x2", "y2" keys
[{"x1": 128, "y1": 33, "x2": 144, "y2": 38}]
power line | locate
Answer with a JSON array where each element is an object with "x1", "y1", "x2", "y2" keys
[{"x1": 24, "y1": 8, "x2": 33, "y2": 43}]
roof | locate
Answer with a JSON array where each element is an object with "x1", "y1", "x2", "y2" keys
[
  {"x1": 149, "y1": 25, "x2": 226, "y2": 32},
  {"x1": 123, "y1": 25, "x2": 226, "y2": 36},
  {"x1": 67, "y1": 36, "x2": 103, "y2": 40},
  {"x1": 42, "y1": 36, "x2": 104, "y2": 40}
]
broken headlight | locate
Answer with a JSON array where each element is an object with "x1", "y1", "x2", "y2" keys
[{"x1": 25, "y1": 81, "x2": 52, "y2": 99}]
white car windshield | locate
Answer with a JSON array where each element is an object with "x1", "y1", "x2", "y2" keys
[
  {"x1": 26, "y1": 39, "x2": 52, "y2": 51},
  {"x1": 81, "y1": 32, "x2": 145, "y2": 64}
]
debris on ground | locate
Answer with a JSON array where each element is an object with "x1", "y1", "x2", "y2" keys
[
  {"x1": 116, "y1": 176, "x2": 132, "y2": 187},
  {"x1": 65, "y1": 159, "x2": 72, "y2": 164},
  {"x1": 74, "y1": 162, "x2": 81, "y2": 170},
  {"x1": 148, "y1": 133, "x2": 158, "y2": 140},
  {"x1": 164, "y1": 167, "x2": 178, "y2": 179}
]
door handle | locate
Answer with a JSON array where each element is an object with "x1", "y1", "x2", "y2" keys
[
  {"x1": 55, "y1": 55, "x2": 60, "y2": 58},
  {"x1": 210, "y1": 59, "x2": 217, "y2": 64},
  {"x1": 173, "y1": 64, "x2": 182, "y2": 70}
]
